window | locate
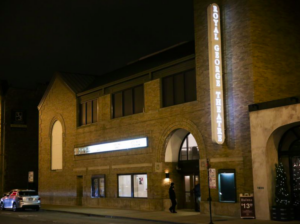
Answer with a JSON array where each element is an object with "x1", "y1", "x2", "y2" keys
[
  {"x1": 51, "y1": 120, "x2": 63, "y2": 170},
  {"x1": 80, "y1": 99, "x2": 97, "y2": 126},
  {"x1": 112, "y1": 85, "x2": 144, "y2": 118},
  {"x1": 91, "y1": 175, "x2": 105, "y2": 198},
  {"x1": 218, "y1": 170, "x2": 236, "y2": 202},
  {"x1": 118, "y1": 174, "x2": 148, "y2": 198},
  {"x1": 179, "y1": 133, "x2": 199, "y2": 161},
  {"x1": 19, "y1": 191, "x2": 37, "y2": 196},
  {"x1": 162, "y1": 69, "x2": 196, "y2": 107}
]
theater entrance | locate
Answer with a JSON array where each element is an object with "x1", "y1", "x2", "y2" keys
[
  {"x1": 183, "y1": 174, "x2": 199, "y2": 209},
  {"x1": 177, "y1": 133, "x2": 200, "y2": 210},
  {"x1": 164, "y1": 129, "x2": 201, "y2": 211}
]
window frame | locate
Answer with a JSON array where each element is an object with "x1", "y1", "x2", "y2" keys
[
  {"x1": 117, "y1": 173, "x2": 148, "y2": 198},
  {"x1": 178, "y1": 133, "x2": 199, "y2": 161},
  {"x1": 161, "y1": 69, "x2": 196, "y2": 108},
  {"x1": 51, "y1": 120, "x2": 63, "y2": 170},
  {"x1": 218, "y1": 169, "x2": 237, "y2": 203},
  {"x1": 91, "y1": 174, "x2": 106, "y2": 198},
  {"x1": 79, "y1": 99, "x2": 98, "y2": 126},
  {"x1": 112, "y1": 85, "x2": 144, "y2": 119}
]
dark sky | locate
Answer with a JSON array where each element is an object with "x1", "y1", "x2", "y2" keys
[{"x1": 0, "y1": 0, "x2": 194, "y2": 89}]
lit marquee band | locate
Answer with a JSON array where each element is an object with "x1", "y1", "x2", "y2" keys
[
  {"x1": 207, "y1": 3, "x2": 225, "y2": 144},
  {"x1": 74, "y1": 137, "x2": 148, "y2": 155}
]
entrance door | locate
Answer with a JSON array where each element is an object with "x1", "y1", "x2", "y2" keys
[
  {"x1": 76, "y1": 176, "x2": 83, "y2": 206},
  {"x1": 183, "y1": 174, "x2": 199, "y2": 209}
]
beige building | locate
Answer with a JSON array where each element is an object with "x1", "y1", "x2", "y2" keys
[{"x1": 38, "y1": 0, "x2": 300, "y2": 220}]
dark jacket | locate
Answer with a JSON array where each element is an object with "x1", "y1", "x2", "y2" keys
[
  {"x1": 169, "y1": 186, "x2": 176, "y2": 200},
  {"x1": 194, "y1": 184, "x2": 200, "y2": 197}
]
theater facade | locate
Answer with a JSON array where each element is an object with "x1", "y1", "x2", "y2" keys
[{"x1": 38, "y1": 0, "x2": 300, "y2": 220}]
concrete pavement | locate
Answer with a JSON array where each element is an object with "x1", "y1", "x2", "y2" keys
[{"x1": 41, "y1": 204, "x2": 299, "y2": 224}]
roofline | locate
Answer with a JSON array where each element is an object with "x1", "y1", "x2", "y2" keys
[
  {"x1": 126, "y1": 41, "x2": 189, "y2": 65},
  {"x1": 37, "y1": 72, "x2": 77, "y2": 110},
  {"x1": 77, "y1": 54, "x2": 195, "y2": 97},
  {"x1": 37, "y1": 73, "x2": 57, "y2": 110}
]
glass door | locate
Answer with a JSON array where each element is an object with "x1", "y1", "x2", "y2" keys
[{"x1": 183, "y1": 175, "x2": 199, "y2": 209}]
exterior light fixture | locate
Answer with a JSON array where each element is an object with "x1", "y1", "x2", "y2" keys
[{"x1": 165, "y1": 173, "x2": 170, "y2": 179}]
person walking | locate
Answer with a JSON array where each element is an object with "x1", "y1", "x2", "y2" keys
[{"x1": 169, "y1": 182, "x2": 177, "y2": 213}]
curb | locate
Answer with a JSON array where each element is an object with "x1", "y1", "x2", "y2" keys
[{"x1": 41, "y1": 208, "x2": 198, "y2": 224}]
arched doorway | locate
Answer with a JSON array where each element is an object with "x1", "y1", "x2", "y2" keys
[
  {"x1": 278, "y1": 126, "x2": 300, "y2": 212},
  {"x1": 178, "y1": 133, "x2": 200, "y2": 210},
  {"x1": 164, "y1": 129, "x2": 200, "y2": 211}
]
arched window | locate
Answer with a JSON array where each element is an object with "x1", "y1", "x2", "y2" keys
[
  {"x1": 278, "y1": 126, "x2": 300, "y2": 208},
  {"x1": 51, "y1": 120, "x2": 63, "y2": 170},
  {"x1": 179, "y1": 133, "x2": 199, "y2": 161}
]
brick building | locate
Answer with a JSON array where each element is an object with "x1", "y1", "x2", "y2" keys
[
  {"x1": 38, "y1": 0, "x2": 300, "y2": 220},
  {"x1": 0, "y1": 83, "x2": 45, "y2": 195}
]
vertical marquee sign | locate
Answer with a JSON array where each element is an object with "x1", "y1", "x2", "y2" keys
[{"x1": 207, "y1": 3, "x2": 225, "y2": 144}]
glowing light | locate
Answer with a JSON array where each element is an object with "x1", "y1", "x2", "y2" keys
[
  {"x1": 74, "y1": 137, "x2": 148, "y2": 155},
  {"x1": 207, "y1": 3, "x2": 225, "y2": 144}
]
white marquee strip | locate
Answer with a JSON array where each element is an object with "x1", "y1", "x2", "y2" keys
[{"x1": 74, "y1": 137, "x2": 148, "y2": 155}]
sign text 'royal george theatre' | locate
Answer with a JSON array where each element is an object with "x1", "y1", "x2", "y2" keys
[{"x1": 207, "y1": 3, "x2": 225, "y2": 144}]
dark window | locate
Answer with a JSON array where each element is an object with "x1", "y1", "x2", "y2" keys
[
  {"x1": 179, "y1": 133, "x2": 199, "y2": 161},
  {"x1": 134, "y1": 86, "x2": 144, "y2": 113},
  {"x1": 218, "y1": 170, "x2": 236, "y2": 203},
  {"x1": 185, "y1": 70, "x2": 197, "y2": 102},
  {"x1": 124, "y1": 89, "x2": 133, "y2": 116},
  {"x1": 91, "y1": 175, "x2": 105, "y2": 198},
  {"x1": 87, "y1": 101, "x2": 92, "y2": 124},
  {"x1": 19, "y1": 191, "x2": 37, "y2": 196},
  {"x1": 81, "y1": 104, "x2": 86, "y2": 125},
  {"x1": 174, "y1": 73, "x2": 185, "y2": 104},
  {"x1": 113, "y1": 92, "x2": 123, "y2": 118},
  {"x1": 93, "y1": 100, "x2": 97, "y2": 122},
  {"x1": 80, "y1": 99, "x2": 98, "y2": 126},
  {"x1": 112, "y1": 85, "x2": 144, "y2": 118},
  {"x1": 162, "y1": 76, "x2": 174, "y2": 107},
  {"x1": 162, "y1": 69, "x2": 196, "y2": 107}
]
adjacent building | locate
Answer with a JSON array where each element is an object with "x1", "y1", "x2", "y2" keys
[
  {"x1": 38, "y1": 0, "x2": 300, "y2": 220},
  {"x1": 0, "y1": 82, "x2": 45, "y2": 195}
]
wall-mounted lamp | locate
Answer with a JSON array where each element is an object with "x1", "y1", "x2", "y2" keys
[{"x1": 165, "y1": 173, "x2": 170, "y2": 179}]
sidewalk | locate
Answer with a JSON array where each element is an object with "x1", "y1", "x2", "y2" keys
[{"x1": 41, "y1": 204, "x2": 299, "y2": 224}]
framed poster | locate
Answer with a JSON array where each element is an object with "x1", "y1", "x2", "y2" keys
[
  {"x1": 209, "y1": 168, "x2": 216, "y2": 189},
  {"x1": 240, "y1": 194, "x2": 255, "y2": 218}
]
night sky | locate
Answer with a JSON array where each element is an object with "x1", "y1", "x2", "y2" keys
[{"x1": 0, "y1": 0, "x2": 194, "y2": 89}]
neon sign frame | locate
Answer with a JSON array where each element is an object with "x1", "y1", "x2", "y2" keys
[
  {"x1": 207, "y1": 3, "x2": 225, "y2": 144},
  {"x1": 74, "y1": 137, "x2": 148, "y2": 155}
]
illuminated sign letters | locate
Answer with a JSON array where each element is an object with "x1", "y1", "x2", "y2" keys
[
  {"x1": 74, "y1": 137, "x2": 148, "y2": 155},
  {"x1": 207, "y1": 3, "x2": 225, "y2": 144}
]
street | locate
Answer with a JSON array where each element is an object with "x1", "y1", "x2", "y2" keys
[{"x1": 0, "y1": 209, "x2": 167, "y2": 224}]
